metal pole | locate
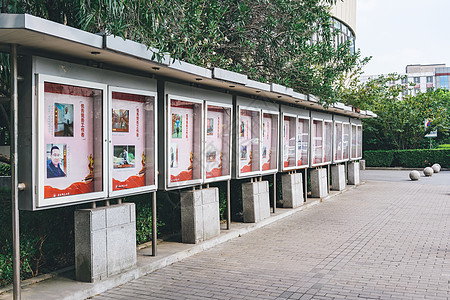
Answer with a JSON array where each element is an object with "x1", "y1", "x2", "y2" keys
[
  {"x1": 226, "y1": 180, "x2": 231, "y2": 230},
  {"x1": 327, "y1": 165, "x2": 330, "y2": 193},
  {"x1": 10, "y1": 44, "x2": 21, "y2": 300},
  {"x1": 272, "y1": 173, "x2": 276, "y2": 213},
  {"x1": 152, "y1": 191, "x2": 157, "y2": 256},
  {"x1": 303, "y1": 168, "x2": 308, "y2": 202}
]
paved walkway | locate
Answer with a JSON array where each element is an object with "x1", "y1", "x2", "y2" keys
[{"x1": 92, "y1": 170, "x2": 450, "y2": 300}]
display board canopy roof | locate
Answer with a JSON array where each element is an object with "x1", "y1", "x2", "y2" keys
[{"x1": 0, "y1": 13, "x2": 375, "y2": 119}]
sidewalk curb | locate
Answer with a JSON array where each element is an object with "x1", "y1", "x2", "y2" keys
[{"x1": 0, "y1": 183, "x2": 362, "y2": 300}]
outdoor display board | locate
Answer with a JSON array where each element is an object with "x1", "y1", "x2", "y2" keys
[
  {"x1": 343, "y1": 123, "x2": 350, "y2": 160},
  {"x1": 204, "y1": 102, "x2": 232, "y2": 182},
  {"x1": 38, "y1": 74, "x2": 107, "y2": 207},
  {"x1": 282, "y1": 113, "x2": 297, "y2": 170},
  {"x1": 334, "y1": 121, "x2": 343, "y2": 162},
  {"x1": 297, "y1": 117, "x2": 309, "y2": 168},
  {"x1": 324, "y1": 121, "x2": 332, "y2": 164},
  {"x1": 350, "y1": 118, "x2": 363, "y2": 160},
  {"x1": 261, "y1": 111, "x2": 279, "y2": 173},
  {"x1": 311, "y1": 119, "x2": 324, "y2": 165},
  {"x1": 167, "y1": 95, "x2": 203, "y2": 188},
  {"x1": 333, "y1": 115, "x2": 350, "y2": 164},
  {"x1": 109, "y1": 87, "x2": 157, "y2": 196},
  {"x1": 310, "y1": 111, "x2": 333, "y2": 167},
  {"x1": 238, "y1": 106, "x2": 261, "y2": 176}
]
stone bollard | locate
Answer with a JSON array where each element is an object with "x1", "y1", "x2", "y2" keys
[
  {"x1": 409, "y1": 170, "x2": 420, "y2": 181},
  {"x1": 281, "y1": 172, "x2": 303, "y2": 208},
  {"x1": 423, "y1": 167, "x2": 433, "y2": 177},
  {"x1": 310, "y1": 168, "x2": 328, "y2": 198},
  {"x1": 431, "y1": 164, "x2": 441, "y2": 173},
  {"x1": 181, "y1": 188, "x2": 220, "y2": 244},
  {"x1": 348, "y1": 162, "x2": 360, "y2": 185},
  {"x1": 359, "y1": 159, "x2": 366, "y2": 170},
  {"x1": 331, "y1": 164, "x2": 346, "y2": 191},
  {"x1": 242, "y1": 181, "x2": 270, "y2": 223}
]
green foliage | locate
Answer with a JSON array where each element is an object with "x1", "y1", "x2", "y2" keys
[
  {"x1": 363, "y1": 151, "x2": 394, "y2": 167},
  {"x1": 438, "y1": 144, "x2": 450, "y2": 149},
  {"x1": 2, "y1": 0, "x2": 365, "y2": 105},
  {"x1": 364, "y1": 149, "x2": 450, "y2": 168},
  {"x1": 0, "y1": 164, "x2": 10, "y2": 175}
]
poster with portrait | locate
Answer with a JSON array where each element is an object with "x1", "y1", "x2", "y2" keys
[
  {"x1": 111, "y1": 90, "x2": 155, "y2": 192},
  {"x1": 205, "y1": 105, "x2": 230, "y2": 179},
  {"x1": 43, "y1": 81, "x2": 102, "y2": 199},
  {"x1": 169, "y1": 98, "x2": 202, "y2": 183}
]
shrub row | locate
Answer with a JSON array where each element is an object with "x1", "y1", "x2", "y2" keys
[{"x1": 364, "y1": 149, "x2": 450, "y2": 168}]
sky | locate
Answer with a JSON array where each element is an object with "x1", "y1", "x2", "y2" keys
[{"x1": 356, "y1": 0, "x2": 450, "y2": 76}]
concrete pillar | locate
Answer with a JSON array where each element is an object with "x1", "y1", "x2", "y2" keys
[
  {"x1": 348, "y1": 161, "x2": 360, "y2": 185},
  {"x1": 281, "y1": 173, "x2": 303, "y2": 208},
  {"x1": 75, "y1": 203, "x2": 136, "y2": 282},
  {"x1": 242, "y1": 181, "x2": 270, "y2": 223},
  {"x1": 310, "y1": 168, "x2": 328, "y2": 198},
  {"x1": 360, "y1": 159, "x2": 366, "y2": 170},
  {"x1": 180, "y1": 188, "x2": 220, "y2": 244},
  {"x1": 331, "y1": 164, "x2": 346, "y2": 191}
]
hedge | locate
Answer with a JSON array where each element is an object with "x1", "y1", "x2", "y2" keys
[{"x1": 364, "y1": 149, "x2": 450, "y2": 168}]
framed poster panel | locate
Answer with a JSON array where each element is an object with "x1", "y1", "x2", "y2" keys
[
  {"x1": 167, "y1": 95, "x2": 203, "y2": 188},
  {"x1": 109, "y1": 87, "x2": 157, "y2": 197},
  {"x1": 333, "y1": 121, "x2": 344, "y2": 163},
  {"x1": 204, "y1": 102, "x2": 232, "y2": 183},
  {"x1": 350, "y1": 124, "x2": 357, "y2": 160},
  {"x1": 297, "y1": 117, "x2": 309, "y2": 168},
  {"x1": 37, "y1": 74, "x2": 107, "y2": 208},
  {"x1": 311, "y1": 119, "x2": 324, "y2": 166},
  {"x1": 342, "y1": 123, "x2": 350, "y2": 161},
  {"x1": 281, "y1": 113, "x2": 297, "y2": 171},
  {"x1": 261, "y1": 111, "x2": 279, "y2": 174},
  {"x1": 238, "y1": 106, "x2": 261, "y2": 177},
  {"x1": 357, "y1": 125, "x2": 363, "y2": 159},
  {"x1": 323, "y1": 120, "x2": 332, "y2": 164}
]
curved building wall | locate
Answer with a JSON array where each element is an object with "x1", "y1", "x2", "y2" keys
[{"x1": 331, "y1": 0, "x2": 356, "y2": 54}]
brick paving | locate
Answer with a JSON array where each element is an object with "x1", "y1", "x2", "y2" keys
[{"x1": 93, "y1": 171, "x2": 450, "y2": 299}]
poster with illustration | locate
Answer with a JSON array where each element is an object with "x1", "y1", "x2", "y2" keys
[
  {"x1": 169, "y1": 98, "x2": 201, "y2": 183},
  {"x1": 297, "y1": 118, "x2": 309, "y2": 166},
  {"x1": 261, "y1": 114, "x2": 273, "y2": 171},
  {"x1": 111, "y1": 91, "x2": 155, "y2": 192},
  {"x1": 312, "y1": 120, "x2": 323, "y2": 164},
  {"x1": 239, "y1": 109, "x2": 259, "y2": 174},
  {"x1": 205, "y1": 105, "x2": 230, "y2": 179},
  {"x1": 43, "y1": 81, "x2": 101, "y2": 199},
  {"x1": 54, "y1": 103, "x2": 74, "y2": 137}
]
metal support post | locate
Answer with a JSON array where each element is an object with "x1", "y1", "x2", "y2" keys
[
  {"x1": 226, "y1": 180, "x2": 231, "y2": 230},
  {"x1": 327, "y1": 165, "x2": 330, "y2": 193},
  {"x1": 10, "y1": 44, "x2": 21, "y2": 300},
  {"x1": 272, "y1": 173, "x2": 276, "y2": 213},
  {"x1": 152, "y1": 191, "x2": 157, "y2": 256},
  {"x1": 303, "y1": 168, "x2": 308, "y2": 202}
]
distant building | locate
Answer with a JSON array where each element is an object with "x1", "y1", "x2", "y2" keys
[
  {"x1": 331, "y1": 0, "x2": 356, "y2": 54},
  {"x1": 360, "y1": 63, "x2": 447, "y2": 99}
]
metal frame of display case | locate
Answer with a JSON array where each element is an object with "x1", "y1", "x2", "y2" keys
[
  {"x1": 296, "y1": 116, "x2": 310, "y2": 169},
  {"x1": 350, "y1": 118, "x2": 363, "y2": 160},
  {"x1": 108, "y1": 86, "x2": 158, "y2": 197},
  {"x1": 310, "y1": 111, "x2": 333, "y2": 168},
  {"x1": 36, "y1": 74, "x2": 108, "y2": 208},
  {"x1": 281, "y1": 112, "x2": 298, "y2": 171},
  {"x1": 332, "y1": 115, "x2": 350, "y2": 164},
  {"x1": 260, "y1": 109, "x2": 279, "y2": 175},
  {"x1": 165, "y1": 94, "x2": 204, "y2": 189},
  {"x1": 203, "y1": 101, "x2": 233, "y2": 183}
]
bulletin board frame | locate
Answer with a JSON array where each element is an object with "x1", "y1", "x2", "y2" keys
[
  {"x1": 281, "y1": 112, "x2": 298, "y2": 172},
  {"x1": 260, "y1": 109, "x2": 279, "y2": 175}
]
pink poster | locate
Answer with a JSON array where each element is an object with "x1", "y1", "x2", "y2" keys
[
  {"x1": 283, "y1": 118, "x2": 291, "y2": 168},
  {"x1": 111, "y1": 92, "x2": 151, "y2": 191},
  {"x1": 170, "y1": 100, "x2": 195, "y2": 182},
  {"x1": 239, "y1": 110, "x2": 253, "y2": 173},
  {"x1": 43, "y1": 82, "x2": 99, "y2": 198},
  {"x1": 205, "y1": 106, "x2": 225, "y2": 178},
  {"x1": 261, "y1": 115, "x2": 273, "y2": 171}
]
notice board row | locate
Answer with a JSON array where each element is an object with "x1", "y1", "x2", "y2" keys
[{"x1": 18, "y1": 56, "x2": 362, "y2": 210}]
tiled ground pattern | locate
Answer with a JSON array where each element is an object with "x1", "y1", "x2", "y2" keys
[{"x1": 94, "y1": 180, "x2": 450, "y2": 299}]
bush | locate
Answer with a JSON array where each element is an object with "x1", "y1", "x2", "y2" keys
[
  {"x1": 364, "y1": 149, "x2": 450, "y2": 168},
  {"x1": 363, "y1": 150, "x2": 394, "y2": 167},
  {"x1": 438, "y1": 144, "x2": 450, "y2": 149},
  {"x1": 0, "y1": 164, "x2": 10, "y2": 176}
]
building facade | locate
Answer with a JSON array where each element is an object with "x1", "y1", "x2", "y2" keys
[{"x1": 331, "y1": 0, "x2": 356, "y2": 54}]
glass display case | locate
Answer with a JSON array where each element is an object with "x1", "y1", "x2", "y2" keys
[
  {"x1": 261, "y1": 111, "x2": 279, "y2": 173},
  {"x1": 312, "y1": 119, "x2": 323, "y2": 165},
  {"x1": 282, "y1": 114, "x2": 297, "y2": 170},
  {"x1": 167, "y1": 95, "x2": 203, "y2": 187},
  {"x1": 204, "y1": 102, "x2": 232, "y2": 182},
  {"x1": 357, "y1": 125, "x2": 363, "y2": 159},
  {"x1": 297, "y1": 117, "x2": 309, "y2": 167},
  {"x1": 37, "y1": 75, "x2": 107, "y2": 207},
  {"x1": 238, "y1": 107, "x2": 261, "y2": 176},
  {"x1": 351, "y1": 124, "x2": 357, "y2": 159},
  {"x1": 334, "y1": 121, "x2": 343, "y2": 162},
  {"x1": 109, "y1": 87, "x2": 157, "y2": 196},
  {"x1": 324, "y1": 121, "x2": 332, "y2": 163},
  {"x1": 343, "y1": 123, "x2": 350, "y2": 160}
]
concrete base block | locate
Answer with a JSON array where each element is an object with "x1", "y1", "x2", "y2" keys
[
  {"x1": 360, "y1": 159, "x2": 366, "y2": 170},
  {"x1": 242, "y1": 181, "x2": 270, "y2": 223},
  {"x1": 331, "y1": 165, "x2": 346, "y2": 191},
  {"x1": 75, "y1": 203, "x2": 136, "y2": 283},
  {"x1": 311, "y1": 168, "x2": 328, "y2": 198},
  {"x1": 181, "y1": 188, "x2": 220, "y2": 244},
  {"x1": 281, "y1": 173, "x2": 304, "y2": 208},
  {"x1": 348, "y1": 162, "x2": 360, "y2": 185}
]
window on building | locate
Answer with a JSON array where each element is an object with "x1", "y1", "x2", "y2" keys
[
  {"x1": 401, "y1": 78, "x2": 407, "y2": 84},
  {"x1": 439, "y1": 75, "x2": 449, "y2": 89},
  {"x1": 426, "y1": 76, "x2": 433, "y2": 83},
  {"x1": 413, "y1": 77, "x2": 420, "y2": 84}
]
